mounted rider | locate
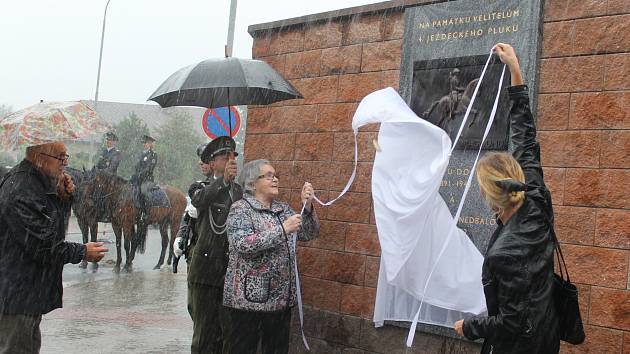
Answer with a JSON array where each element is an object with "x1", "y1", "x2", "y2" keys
[
  {"x1": 131, "y1": 134, "x2": 158, "y2": 223},
  {"x1": 95, "y1": 131, "x2": 122, "y2": 175}
]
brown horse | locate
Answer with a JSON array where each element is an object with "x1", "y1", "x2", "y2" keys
[
  {"x1": 85, "y1": 170, "x2": 186, "y2": 272},
  {"x1": 65, "y1": 167, "x2": 101, "y2": 270}
]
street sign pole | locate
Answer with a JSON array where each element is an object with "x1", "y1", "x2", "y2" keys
[
  {"x1": 225, "y1": 0, "x2": 237, "y2": 58},
  {"x1": 225, "y1": 0, "x2": 238, "y2": 136},
  {"x1": 95, "y1": 0, "x2": 112, "y2": 112}
]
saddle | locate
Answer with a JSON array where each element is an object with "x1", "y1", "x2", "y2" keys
[{"x1": 132, "y1": 181, "x2": 171, "y2": 209}]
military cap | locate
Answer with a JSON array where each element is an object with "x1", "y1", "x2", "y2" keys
[
  {"x1": 105, "y1": 132, "x2": 119, "y2": 141},
  {"x1": 141, "y1": 134, "x2": 156, "y2": 143},
  {"x1": 200, "y1": 136, "x2": 238, "y2": 163},
  {"x1": 196, "y1": 143, "x2": 208, "y2": 158}
]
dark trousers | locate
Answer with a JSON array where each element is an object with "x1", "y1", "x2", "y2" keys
[
  {"x1": 221, "y1": 306, "x2": 292, "y2": 354},
  {"x1": 0, "y1": 313, "x2": 42, "y2": 354},
  {"x1": 188, "y1": 283, "x2": 224, "y2": 354},
  {"x1": 133, "y1": 183, "x2": 150, "y2": 219}
]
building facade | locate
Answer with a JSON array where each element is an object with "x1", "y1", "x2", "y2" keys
[{"x1": 246, "y1": 1, "x2": 630, "y2": 353}]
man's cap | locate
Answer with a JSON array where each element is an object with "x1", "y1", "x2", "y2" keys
[
  {"x1": 200, "y1": 136, "x2": 238, "y2": 163},
  {"x1": 196, "y1": 143, "x2": 208, "y2": 158},
  {"x1": 141, "y1": 134, "x2": 156, "y2": 143},
  {"x1": 105, "y1": 132, "x2": 119, "y2": 141}
]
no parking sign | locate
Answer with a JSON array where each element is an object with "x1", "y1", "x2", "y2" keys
[{"x1": 202, "y1": 106, "x2": 241, "y2": 138}]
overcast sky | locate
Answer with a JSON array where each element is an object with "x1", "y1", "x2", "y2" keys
[{"x1": 0, "y1": 0, "x2": 382, "y2": 111}]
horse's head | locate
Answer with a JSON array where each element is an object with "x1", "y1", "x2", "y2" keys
[{"x1": 83, "y1": 166, "x2": 97, "y2": 180}]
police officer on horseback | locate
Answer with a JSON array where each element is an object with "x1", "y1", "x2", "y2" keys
[
  {"x1": 131, "y1": 134, "x2": 158, "y2": 223},
  {"x1": 187, "y1": 136, "x2": 242, "y2": 354},
  {"x1": 95, "y1": 132, "x2": 122, "y2": 175}
]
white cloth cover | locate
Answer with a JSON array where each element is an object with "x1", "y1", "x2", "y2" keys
[{"x1": 351, "y1": 87, "x2": 486, "y2": 329}]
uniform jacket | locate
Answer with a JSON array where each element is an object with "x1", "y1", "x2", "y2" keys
[
  {"x1": 0, "y1": 160, "x2": 86, "y2": 315},
  {"x1": 223, "y1": 194, "x2": 320, "y2": 312},
  {"x1": 95, "y1": 147, "x2": 122, "y2": 175},
  {"x1": 132, "y1": 149, "x2": 157, "y2": 184},
  {"x1": 187, "y1": 176, "x2": 243, "y2": 286},
  {"x1": 463, "y1": 85, "x2": 559, "y2": 354}
]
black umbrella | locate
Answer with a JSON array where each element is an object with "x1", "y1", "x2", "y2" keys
[
  {"x1": 149, "y1": 57, "x2": 301, "y2": 107},
  {"x1": 149, "y1": 57, "x2": 302, "y2": 137}
]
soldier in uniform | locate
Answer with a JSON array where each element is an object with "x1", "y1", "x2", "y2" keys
[
  {"x1": 131, "y1": 135, "x2": 158, "y2": 223},
  {"x1": 187, "y1": 136, "x2": 242, "y2": 354},
  {"x1": 173, "y1": 143, "x2": 212, "y2": 269},
  {"x1": 95, "y1": 132, "x2": 122, "y2": 175}
]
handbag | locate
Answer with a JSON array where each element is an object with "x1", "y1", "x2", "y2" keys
[{"x1": 552, "y1": 232, "x2": 586, "y2": 344}]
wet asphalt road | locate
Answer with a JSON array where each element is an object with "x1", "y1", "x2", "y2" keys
[{"x1": 40, "y1": 217, "x2": 193, "y2": 353}]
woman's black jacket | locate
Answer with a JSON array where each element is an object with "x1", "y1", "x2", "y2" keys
[{"x1": 462, "y1": 85, "x2": 560, "y2": 354}]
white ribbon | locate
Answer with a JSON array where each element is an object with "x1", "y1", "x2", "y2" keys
[
  {"x1": 292, "y1": 129, "x2": 358, "y2": 351},
  {"x1": 449, "y1": 50, "x2": 495, "y2": 154},
  {"x1": 406, "y1": 51, "x2": 506, "y2": 347},
  {"x1": 292, "y1": 228, "x2": 310, "y2": 350},
  {"x1": 455, "y1": 64, "x2": 506, "y2": 221},
  {"x1": 313, "y1": 136, "x2": 358, "y2": 207}
]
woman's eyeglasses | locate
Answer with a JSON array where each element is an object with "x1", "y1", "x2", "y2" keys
[
  {"x1": 257, "y1": 172, "x2": 279, "y2": 181},
  {"x1": 39, "y1": 152, "x2": 70, "y2": 162}
]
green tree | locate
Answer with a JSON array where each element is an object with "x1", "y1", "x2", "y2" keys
[
  {"x1": 154, "y1": 112, "x2": 204, "y2": 191},
  {"x1": 111, "y1": 112, "x2": 150, "y2": 179}
]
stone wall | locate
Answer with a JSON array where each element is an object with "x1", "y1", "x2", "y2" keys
[
  {"x1": 537, "y1": 1, "x2": 630, "y2": 353},
  {"x1": 246, "y1": 1, "x2": 630, "y2": 353}
]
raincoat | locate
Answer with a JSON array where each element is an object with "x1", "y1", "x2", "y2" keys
[{"x1": 0, "y1": 160, "x2": 86, "y2": 315}]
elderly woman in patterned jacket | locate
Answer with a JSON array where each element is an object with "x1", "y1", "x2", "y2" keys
[{"x1": 221, "y1": 159, "x2": 319, "y2": 354}]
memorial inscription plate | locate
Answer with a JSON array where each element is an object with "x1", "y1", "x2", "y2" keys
[{"x1": 397, "y1": 0, "x2": 543, "y2": 337}]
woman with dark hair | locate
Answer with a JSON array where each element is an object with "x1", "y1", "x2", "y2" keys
[
  {"x1": 453, "y1": 43, "x2": 560, "y2": 354},
  {"x1": 221, "y1": 159, "x2": 319, "y2": 354}
]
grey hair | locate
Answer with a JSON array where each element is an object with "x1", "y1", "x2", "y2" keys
[{"x1": 238, "y1": 159, "x2": 270, "y2": 194}]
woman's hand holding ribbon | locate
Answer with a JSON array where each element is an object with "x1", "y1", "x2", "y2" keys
[{"x1": 300, "y1": 182, "x2": 314, "y2": 213}]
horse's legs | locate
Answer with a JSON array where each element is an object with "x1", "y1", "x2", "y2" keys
[
  {"x1": 77, "y1": 215, "x2": 89, "y2": 269},
  {"x1": 89, "y1": 222, "x2": 99, "y2": 243},
  {"x1": 130, "y1": 223, "x2": 143, "y2": 260},
  {"x1": 90, "y1": 222, "x2": 99, "y2": 271},
  {"x1": 112, "y1": 222, "x2": 123, "y2": 273},
  {"x1": 122, "y1": 221, "x2": 135, "y2": 273},
  {"x1": 154, "y1": 222, "x2": 169, "y2": 270}
]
